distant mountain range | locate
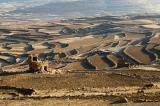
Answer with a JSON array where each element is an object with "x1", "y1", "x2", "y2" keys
[{"x1": 0, "y1": 0, "x2": 160, "y2": 19}]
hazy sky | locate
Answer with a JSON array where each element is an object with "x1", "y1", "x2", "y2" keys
[
  {"x1": 0, "y1": 0, "x2": 160, "y2": 13},
  {"x1": 0, "y1": 0, "x2": 160, "y2": 18}
]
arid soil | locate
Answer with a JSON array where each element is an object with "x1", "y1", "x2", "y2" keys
[{"x1": 0, "y1": 15, "x2": 160, "y2": 105}]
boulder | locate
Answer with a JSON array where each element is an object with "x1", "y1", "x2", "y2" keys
[{"x1": 111, "y1": 97, "x2": 128, "y2": 104}]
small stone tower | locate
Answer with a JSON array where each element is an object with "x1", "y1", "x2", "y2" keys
[{"x1": 28, "y1": 54, "x2": 49, "y2": 73}]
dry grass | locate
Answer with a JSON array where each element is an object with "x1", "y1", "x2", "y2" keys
[
  {"x1": 61, "y1": 61, "x2": 86, "y2": 71},
  {"x1": 124, "y1": 46, "x2": 154, "y2": 64},
  {"x1": 125, "y1": 33, "x2": 146, "y2": 40},
  {"x1": 87, "y1": 54, "x2": 109, "y2": 70},
  {"x1": 0, "y1": 72, "x2": 147, "y2": 90},
  {"x1": 107, "y1": 54, "x2": 122, "y2": 67},
  {"x1": 146, "y1": 43, "x2": 156, "y2": 50},
  {"x1": 0, "y1": 99, "x2": 111, "y2": 106},
  {"x1": 149, "y1": 38, "x2": 160, "y2": 45},
  {"x1": 155, "y1": 45, "x2": 160, "y2": 51},
  {"x1": 53, "y1": 36, "x2": 102, "y2": 54},
  {"x1": 118, "y1": 40, "x2": 129, "y2": 47}
]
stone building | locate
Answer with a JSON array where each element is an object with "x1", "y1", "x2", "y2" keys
[{"x1": 28, "y1": 54, "x2": 49, "y2": 73}]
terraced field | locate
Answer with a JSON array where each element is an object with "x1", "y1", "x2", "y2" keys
[
  {"x1": 0, "y1": 16, "x2": 159, "y2": 69},
  {"x1": 124, "y1": 46, "x2": 155, "y2": 64},
  {"x1": 107, "y1": 53, "x2": 126, "y2": 68},
  {"x1": 87, "y1": 54, "x2": 110, "y2": 70}
]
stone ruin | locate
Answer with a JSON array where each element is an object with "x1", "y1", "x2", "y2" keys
[
  {"x1": 27, "y1": 54, "x2": 49, "y2": 73},
  {"x1": 27, "y1": 54, "x2": 64, "y2": 74}
]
